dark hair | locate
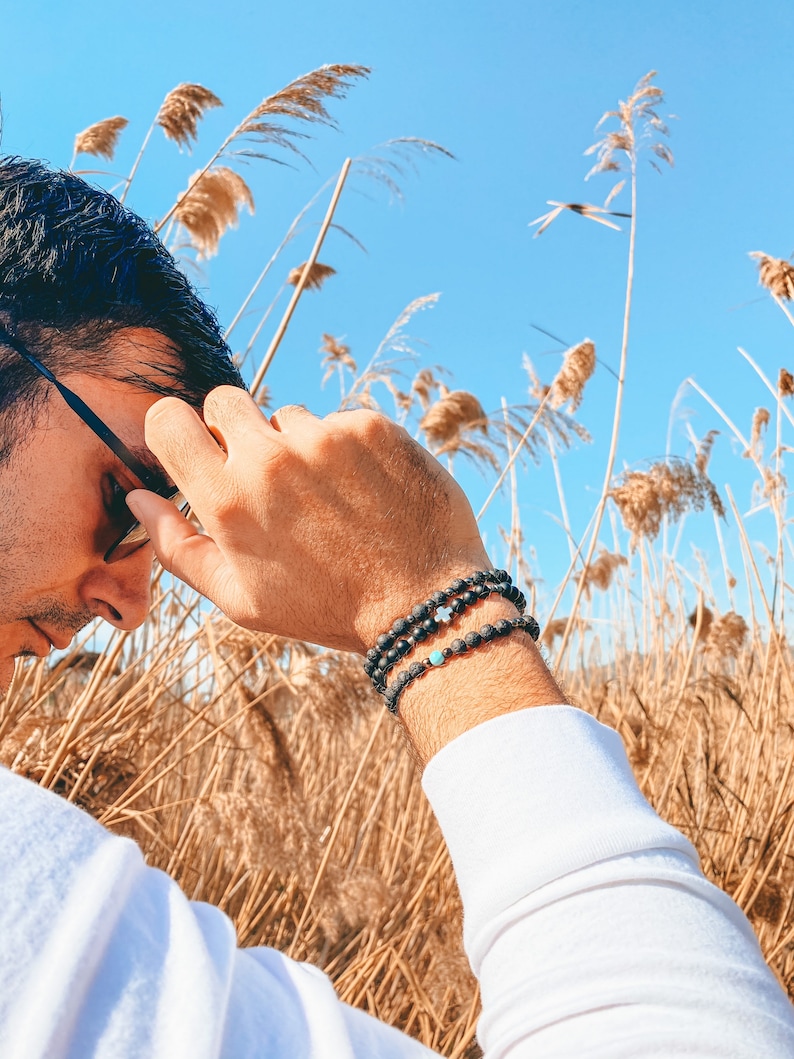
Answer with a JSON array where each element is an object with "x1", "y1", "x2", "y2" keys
[{"x1": 0, "y1": 155, "x2": 243, "y2": 458}]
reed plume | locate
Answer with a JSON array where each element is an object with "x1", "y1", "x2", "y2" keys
[
  {"x1": 157, "y1": 83, "x2": 223, "y2": 150},
  {"x1": 578, "y1": 550, "x2": 627, "y2": 596},
  {"x1": 73, "y1": 116, "x2": 129, "y2": 161},
  {"x1": 746, "y1": 408, "x2": 770, "y2": 460},
  {"x1": 551, "y1": 339, "x2": 596, "y2": 411},
  {"x1": 288, "y1": 262, "x2": 336, "y2": 290},
  {"x1": 610, "y1": 458, "x2": 725, "y2": 544},
  {"x1": 174, "y1": 166, "x2": 254, "y2": 258},
  {"x1": 750, "y1": 252, "x2": 794, "y2": 301},
  {"x1": 320, "y1": 333, "x2": 356, "y2": 388}
]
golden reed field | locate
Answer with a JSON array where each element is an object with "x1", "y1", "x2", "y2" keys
[{"x1": 4, "y1": 69, "x2": 794, "y2": 1057}]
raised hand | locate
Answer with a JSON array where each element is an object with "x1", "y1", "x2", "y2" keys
[{"x1": 127, "y1": 387, "x2": 491, "y2": 654}]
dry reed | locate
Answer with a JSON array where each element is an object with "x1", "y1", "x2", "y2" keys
[
  {"x1": 750, "y1": 252, "x2": 794, "y2": 301},
  {"x1": 73, "y1": 116, "x2": 129, "y2": 161},
  {"x1": 288, "y1": 261, "x2": 336, "y2": 290},
  {"x1": 157, "y1": 83, "x2": 223, "y2": 149},
  {"x1": 610, "y1": 458, "x2": 725, "y2": 544},
  {"x1": 174, "y1": 167, "x2": 255, "y2": 258}
]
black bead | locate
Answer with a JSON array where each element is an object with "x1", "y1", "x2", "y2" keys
[
  {"x1": 363, "y1": 660, "x2": 376, "y2": 677},
  {"x1": 526, "y1": 616, "x2": 540, "y2": 640},
  {"x1": 367, "y1": 647, "x2": 381, "y2": 663},
  {"x1": 477, "y1": 583, "x2": 491, "y2": 598},
  {"x1": 464, "y1": 631, "x2": 483, "y2": 648},
  {"x1": 442, "y1": 647, "x2": 453, "y2": 658},
  {"x1": 450, "y1": 598, "x2": 466, "y2": 614},
  {"x1": 462, "y1": 590, "x2": 477, "y2": 606},
  {"x1": 494, "y1": 618, "x2": 513, "y2": 636},
  {"x1": 424, "y1": 599, "x2": 436, "y2": 611},
  {"x1": 411, "y1": 603, "x2": 430, "y2": 621},
  {"x1": 386, "y1": 648, "x2": 399, "y2": 663},
  {"x1": 422, "y1": 617, "x2": 438, "y2": 634},
  {"x1": 450, "y1": 638, "x2": 467, "y2": 655},
  {"x1": 395, "y1": 638, "x2": 412, "y2": 656},
  {"x1": 431, "y1": 590, "x2": 448, "y2": 605},
  {"x1": 379, "y1": 657, "x2": 392, "y2": 671},
  {"x1": 412, "y1": 626, "x2": 428, "y2": 643},
  {"x1": 480, "y1": 623, "x2": 496, "y2": 642},
  {"x1": 394, "y1": 670, "x2": 411, "y2": 688},
  {"x1": 449, "y1": 578, "x2": 467, "y2": 593},
  {"x1": 472, "y1": 570, "x2": 486, "y2": 584},
  {"x1": 408, "y1": 661, "x2": 426, "y2": 678},
  {"x1": 494, "y1": 570, "x2": 510, "y2": 583},
  {"x1": 391, "y1": 617, "x2": 411, "y2": 636},
  {"x1": 376, "y1": 633, "x2": 394, "y2": 651}
]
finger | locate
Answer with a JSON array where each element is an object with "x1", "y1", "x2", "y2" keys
[
  {"x1": 202, "y1": 386, "x2": 275, "y2": 450},
  {"x1": 127, "y1": 489, "x2": 231, "y2": 602},
  {"x1": 144, "y1": 397, "x2": 227, "y2": 490},
  {"x1": 269, "y1": 403, "x2": 321, "y2": 434}
]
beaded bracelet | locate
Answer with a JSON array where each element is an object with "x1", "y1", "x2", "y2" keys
[
  {"x1": 381, "y1": 615, "x2": 541, "y2": 715},
  {"x1": 363, "y1": 570, "x2": 527, "y2": 692}
]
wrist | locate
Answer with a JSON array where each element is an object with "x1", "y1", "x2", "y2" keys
[{"x1": 382, "y1": 593, "x2": 567, "y2": 765}]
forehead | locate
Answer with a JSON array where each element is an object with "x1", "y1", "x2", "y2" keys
[{"x1": 57, "y1": 329, "x2": 183, "y2": 491}]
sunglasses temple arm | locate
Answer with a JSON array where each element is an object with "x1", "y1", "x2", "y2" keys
[{"x1": 51, "y1": 379, "x2": 160, "y2": 491}]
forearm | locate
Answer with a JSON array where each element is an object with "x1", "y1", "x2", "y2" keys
[{"x1": 390, "y1": 593, "x2": 566, "y2": 765}]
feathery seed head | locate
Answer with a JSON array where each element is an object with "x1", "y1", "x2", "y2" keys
[
  {"x1": 288, "y1": 261, "x2": 336, "y2": 291},
  {"x1": 174, "y1": 166, "x2": 254, "y2": 258},
  {"x1": 745, "y1": 407, "x2": 770, "y2": 460},
  {"x1": 578, "y1": 550, "x2": 627, "y2": 596},
  {"x1": 779, "y1": 368, "x2": 794, "y2": 397},
  {"x1": 695, "y1": 430, "x2": 719, "y2": 475},
  {"x1": 157, "y1": 83, "x2": 222, "y2": 150},
  {"x1": 237, "y1": 64, "x2": 370, "y2": 162},
  {"x1": 73, "y1": 116, "x2": 129, "y2": 161},
  {"x1": 688, "y1": 604, "x2": 714, "y2": 643},
  {"x1": 319, "y1": 333, "x2": 356, "y2": 385},
  {"x1": 551, "y1": 339, "x2": 595, "y2": 411},
  {"x1": 610, "y1": 458, "x2": 725, "y2": 545},
  {"x1": 749, "y1": 252, "x2": 794, "y2": 301},
  {"x1": 584, "y1": 71, "x2": 672, "y2": 180},
  {"x1": 420, "y1": 389, "x2": 488, "y2": 446},
  {"x1": 705, "y1": 611, "x2": 748, "y2": 662}
]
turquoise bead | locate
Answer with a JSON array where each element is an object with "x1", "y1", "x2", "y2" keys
[{"x1": 429, "y1": 650, "x2": 445, "y2": 667}]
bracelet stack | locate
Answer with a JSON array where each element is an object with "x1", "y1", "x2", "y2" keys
[{"x1": 363, "y1": 570, "x2": 540, "y2": 716}]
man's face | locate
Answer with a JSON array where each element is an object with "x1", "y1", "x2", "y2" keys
[{"x1": 0, "y1": 329, "x2": 180, "y2": 693}]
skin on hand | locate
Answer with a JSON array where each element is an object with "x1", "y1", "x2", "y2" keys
[
  {"x1": 129, "y1": 386, "x2": 568, "y2": 762},
  {"x1": 128, "y1": 387, "x2": 491, "y2": 655}
]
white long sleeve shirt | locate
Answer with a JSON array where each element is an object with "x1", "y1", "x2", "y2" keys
[{"x1": 1, "y1": 705, "x2": 793, "y2": 1057}]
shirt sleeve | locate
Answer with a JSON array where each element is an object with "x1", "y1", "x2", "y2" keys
[
  {"x1": 0, "y1": 764, "x2": 435, "y2": 1059},
  {"x1": 421, "y1": 704, "x2": 794, "y2": 1058}
]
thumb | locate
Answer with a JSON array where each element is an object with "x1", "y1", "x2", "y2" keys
[{"x1": 126, "y1": 490, "x2": 230, "y2": 602}]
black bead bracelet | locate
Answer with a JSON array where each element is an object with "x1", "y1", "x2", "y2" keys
[
  {"x1": 363, "y1": 570, "x2": 527, "y2": 692},
  {"x1": 381, "y1": 615, "x2": 541, "y2": 716}
]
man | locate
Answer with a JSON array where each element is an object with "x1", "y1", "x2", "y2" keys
[{"x1": 1, "y1": 157, "x2": 793, "y2": 1056}]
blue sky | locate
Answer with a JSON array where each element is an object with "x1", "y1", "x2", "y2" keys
[{"x1": 3, "y1": 0, "x2": 794, "y2": 619}]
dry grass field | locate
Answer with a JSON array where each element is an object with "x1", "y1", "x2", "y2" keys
[{"x1": 3, "y1": 68, "x2": 794, "y2": 1056}]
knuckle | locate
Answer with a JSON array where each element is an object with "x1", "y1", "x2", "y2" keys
[{"x1": 145, "y1": 396, "x2": 188, "y2": 433}]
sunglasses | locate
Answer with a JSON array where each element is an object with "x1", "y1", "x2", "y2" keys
[{"x1": 0, "y1": 325, "x2": 187, "y2": 563}]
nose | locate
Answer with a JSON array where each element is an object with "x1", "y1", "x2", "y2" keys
[{"x1": 79, "y1": 544, "x2": 155, "y2": 630}]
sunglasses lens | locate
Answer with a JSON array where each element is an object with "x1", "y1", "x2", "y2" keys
[{"x1": 104, "y1": 490, "x2": 188, "y2": 563}]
